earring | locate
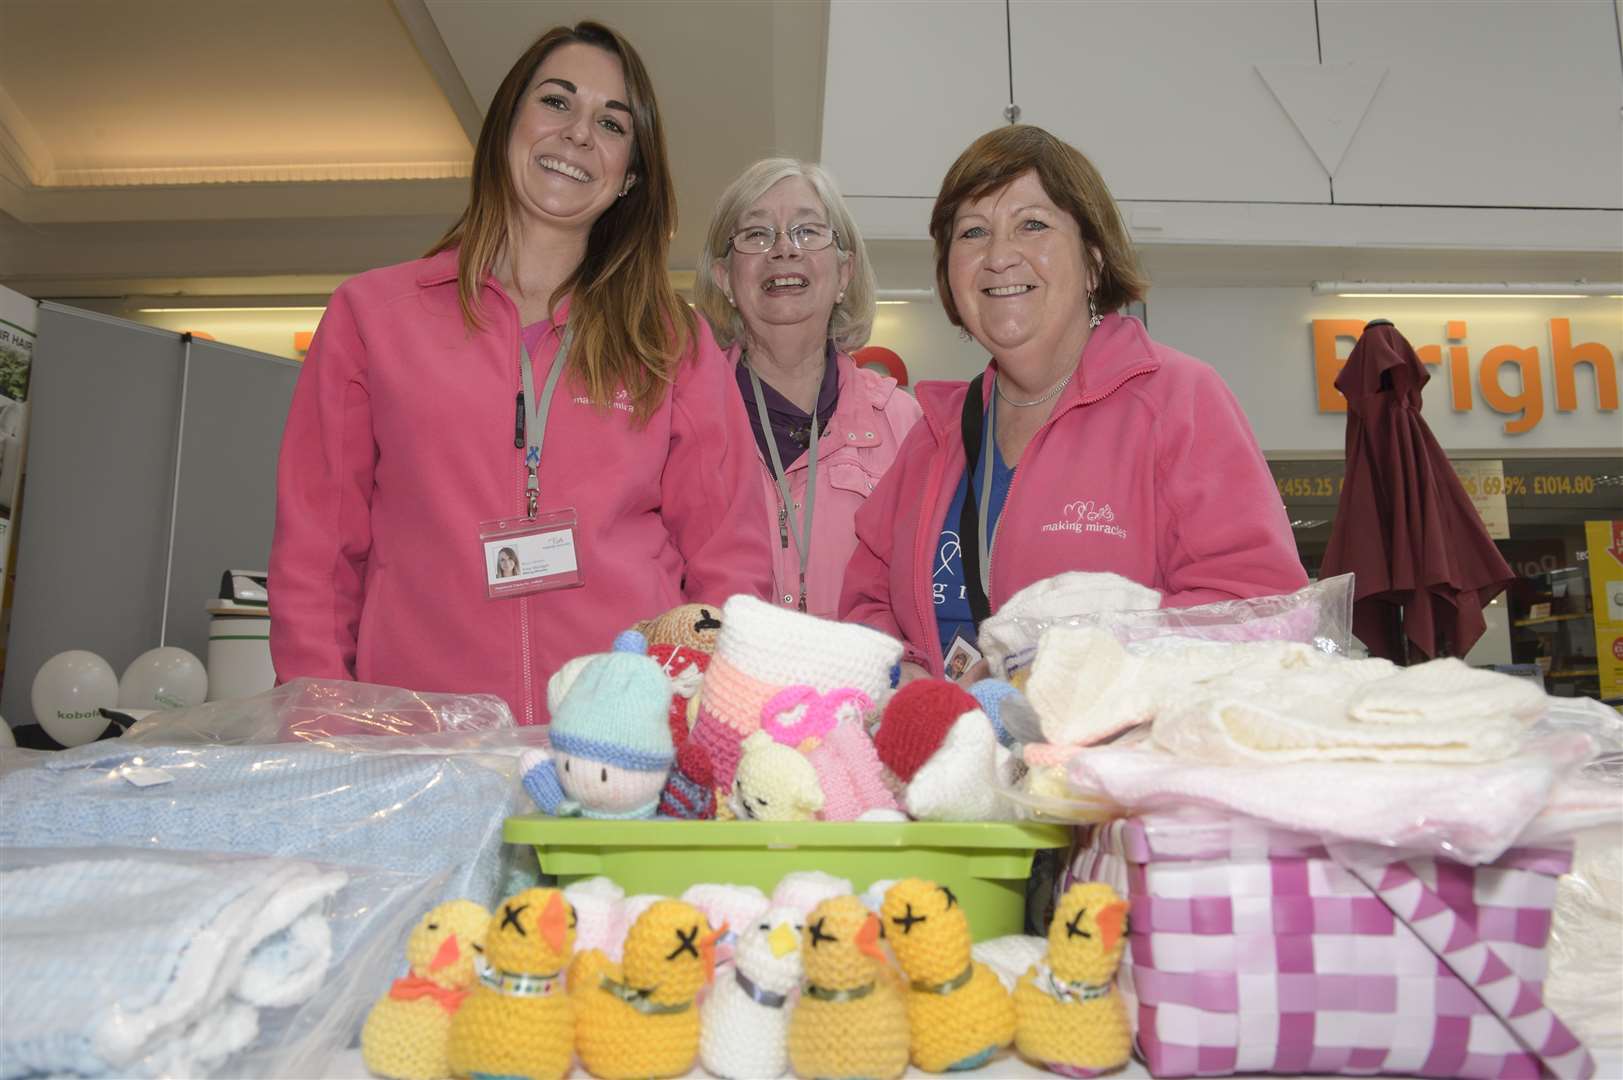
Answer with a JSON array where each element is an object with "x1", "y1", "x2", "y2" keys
[
  {"x1": 1088, "y1": 294, "x2": 1103, "y2": 329},
  {"x1": 958, "y1": 327, "x2": 972, "y2": 342},
  {"x1": 836, "y1": 292, "x2": 845, "y2": 304},
  {"x1": 725, "y1": 293, "x2": 735, "y2": 307}
]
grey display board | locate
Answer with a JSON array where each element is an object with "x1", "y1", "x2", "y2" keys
[{"x1": 1, "y1": 304, "x2": 299, "y2": 725}]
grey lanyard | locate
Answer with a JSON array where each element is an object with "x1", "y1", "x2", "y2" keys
[
  {"x1": 519, "y1": 324, "x2": 574, "y2": 519},
  {"x1": 977, "y1": 398, "x2": 998, "y2": 597},
  {"x1": 747, "y1": 362, "x2": 818, "y2": 612}
]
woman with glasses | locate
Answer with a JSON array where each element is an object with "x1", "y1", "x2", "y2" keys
[
  {"x1": 271, "y1": 22, "x2": 771, "y2": 725},
  {"x1": 694, "y1": 160, "x2": 921, "y2": 617}
]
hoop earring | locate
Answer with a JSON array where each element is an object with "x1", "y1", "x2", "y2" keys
[{"x1": 1088, "y1": 294, "x2": 1103, "y2": 329}]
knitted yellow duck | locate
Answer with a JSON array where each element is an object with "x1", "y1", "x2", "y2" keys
[
  {"x1": 881, "y1": 878, "x2": 1015, "y2": 1071},
  {"x1": 571, "y1": 898, "x2": 721, "y2": 1079},
  {"x1": 446, "y1": 887, "x2": 576, "y2": 1080},
  {"x1": 787, "y1": 895, "x2": 910, "y2": 1080},
  {"x1": 361, "y1": 900, "x2": 489, "y2": 1080},
  {"x1": 1014, "y1": 881, "x2": 1132, "y2": 1077}
]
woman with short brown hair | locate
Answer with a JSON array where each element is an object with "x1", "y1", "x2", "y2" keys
[{"x1": 841, "y1": 125, "x2": 1305, "y2": 683}]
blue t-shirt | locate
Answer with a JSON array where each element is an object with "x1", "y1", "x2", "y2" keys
[{"x1": 934, "y1": 424, "x2": 1015, "y2": 661}]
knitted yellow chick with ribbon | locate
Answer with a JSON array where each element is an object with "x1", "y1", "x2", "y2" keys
[
  {"x1": 729, "y1": 730, "x2": 824, "y2": 821},
  {"x1": 882, "y1": 878, "x2": 1015, "y2": 1071},
  {"x1": 788, "y1": 895, "x2": 910, "y2": 1080},
  {"x1": 361, "y1": 900, "x2": 489, "y2": 1080},
  {"x1": 1014, "y1": 881, "x2": 1131, "y2": 1077},
  {"x1": 571, "y1": 899, "x2": 723, "y2": 1080},
  {"x1": 446, "y1": 888, "x2": 576, "y2": 1080}
]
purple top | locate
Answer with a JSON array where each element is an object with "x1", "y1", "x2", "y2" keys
[{"x1": 735, "y1": 341, "x2": 840, "y2": 470}]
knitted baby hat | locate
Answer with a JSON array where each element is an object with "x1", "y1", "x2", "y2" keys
[
  {"x1": 693, "y1": 595, "x2": 903, "y2": 788},
  {"x1": 874, "y1": 680, "x2": 977, "y2": 784},
  {"x1": 550, "y1": 651, "x2": 675, "y2": 773},
  {"x1": 977, "y1": 571, "x2": 1161, "y2": 677}
]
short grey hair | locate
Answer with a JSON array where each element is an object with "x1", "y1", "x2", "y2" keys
[{"x1": 694, "y1": 158, "x2": 877, "y2": 354}]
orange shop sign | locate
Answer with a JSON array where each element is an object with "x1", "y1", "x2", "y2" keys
[{"x1": 1312, "y1": 318, "x2": 1619, "y2": 434}]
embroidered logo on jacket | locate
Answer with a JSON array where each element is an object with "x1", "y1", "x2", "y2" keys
[{"x1": 1041, "y1": 499, "x2": 1127, "y2": 540}]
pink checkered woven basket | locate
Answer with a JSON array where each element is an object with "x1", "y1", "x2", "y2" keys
[{"x1": 1064, "y1": 814, "x2": 1593, "y2": 1079}]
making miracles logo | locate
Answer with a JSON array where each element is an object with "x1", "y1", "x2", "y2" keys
[{"x1": 1042, "y1": 498, "x2": 1127, "y2": 540}]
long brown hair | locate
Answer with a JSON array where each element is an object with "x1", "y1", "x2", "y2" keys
[
  {"x1": 428, "y1": 21, "x2": 692, "y2": 420},
  {"x1": 930, "y1": 125, "x2": 1148, "y2": 326}
]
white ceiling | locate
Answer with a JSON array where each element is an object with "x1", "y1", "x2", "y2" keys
[{"x1": 0, "y1": 0, "x2": 826, "y2": 299}]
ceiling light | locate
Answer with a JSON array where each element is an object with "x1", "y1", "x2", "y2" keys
[
  {"x1": 137, "y1": 306, "x2": 328, "y2": 314},
  {"x1": 876, "y1": 300, "x2": 911, "y2": 305}
]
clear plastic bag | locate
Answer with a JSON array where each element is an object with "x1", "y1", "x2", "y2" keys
[
  {"x1": 121, "y1": 677, "x2": 516, "y2": 745},
  {"x1": 0, "y1": 845, "x2": 443, "y2": 1079},
  {"x1": 992, "y1": 573, "x2": 1353, "y2": 678}
]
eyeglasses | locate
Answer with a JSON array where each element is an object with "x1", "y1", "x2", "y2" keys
[{"x1": 728, "y1": 222, "x2": 840, "y2": 254}]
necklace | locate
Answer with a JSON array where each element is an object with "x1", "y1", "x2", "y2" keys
[{"x1": 995, "y1": 371, "x2": 1073, "y2": 408}]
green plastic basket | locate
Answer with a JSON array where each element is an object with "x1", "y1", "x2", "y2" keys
[{"x1": 503, "y1": 816, "x2": 1071, "y2": 941}]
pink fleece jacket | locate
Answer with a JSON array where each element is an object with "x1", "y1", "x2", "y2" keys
[
  {"x1": 838, "y1": 313, "x2": 1307, "y2": 674},
  {"x1": 732, "y1": 345, "x2": 922, "y2": 618},
  {"x1": 271, "y1": 250, "x2": 773, "y2": 724}
]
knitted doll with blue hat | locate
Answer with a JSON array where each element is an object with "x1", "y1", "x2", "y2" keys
[{"x1": 521, "y1": 650, "x2": 675, "y2": 820}]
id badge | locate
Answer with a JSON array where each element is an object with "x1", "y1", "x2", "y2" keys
[
  {"x1": 943, "y1": 632, "x2": 983, "y2": 682},
  {"x1": 479, "y1": 508, "x2": 584, "y2": 598}
]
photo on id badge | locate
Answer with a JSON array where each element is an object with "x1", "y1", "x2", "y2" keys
[
  {"x1": 944, "y1": 634, "x2": 981, "y2": 681},
  {"x1": 481, "y1": 515, "x2": 581, "y2": 596}
]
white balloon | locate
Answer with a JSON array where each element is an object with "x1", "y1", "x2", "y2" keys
[
  {"x1": 32, "y1": 651, "x2": 118, "y2": 747},
  {"x1": 0, "y1": 714, "x2": 14, "y2": 749},
  {"x1": 119, "y1": 647, "x2": 208, "y2": 711}
]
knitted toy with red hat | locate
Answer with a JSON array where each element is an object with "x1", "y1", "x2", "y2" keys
[
  {"x1": 631, "y1": 603, "x2": 724, "y2": 749},
  {"x1": 874, "y1": 680, "x2": 1016, "y2": 822}
]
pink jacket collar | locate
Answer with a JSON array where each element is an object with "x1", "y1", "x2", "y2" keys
[
  {"x1": 914, "y1": 313, "x2": 1158, "y2": 437},
  {"x1": 414, "y1": 248, "x2": 574, "y2": 324},
  {"x1": 727, "y1": 342, "x2": 901, "y2": 453}
]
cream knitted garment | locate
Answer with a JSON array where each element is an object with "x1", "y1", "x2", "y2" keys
[
  {"x1": 976, "y1": 572, "x2": 1162, "y2": 677},
  {"x1": 1155, "y1": 656, "x2": 1543, "y2": 764}
]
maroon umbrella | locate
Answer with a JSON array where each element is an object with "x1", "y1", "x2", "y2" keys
[{"x1": 1319, "y1": 320, "x2": 1514, "y2": 663}]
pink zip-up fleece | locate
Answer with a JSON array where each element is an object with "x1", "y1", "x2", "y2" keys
[
  {"x1": 839, "y1": 313, "x2": 1308, "y2": 675},
  {"x1": 731, "y1": 344, "x2": 922, "y2": 618},
  {"x1": 271, "y1": 249, "x2": 774, "y2": 724}
]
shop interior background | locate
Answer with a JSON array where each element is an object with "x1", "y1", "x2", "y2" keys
[{"x1": 0, "y1": 0, "x2": 1619, "y2": 709}]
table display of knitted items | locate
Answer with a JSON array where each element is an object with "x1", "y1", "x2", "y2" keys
[
  {"x1": 447, "y1": 888, "x2": 576, "y2": 1080},
  {"x1": 730, "y1": 730, "x2": 824, "y2": 821},
  {"x1": 879, "y1": 878, "x2": 1015, "y2": 1071},
  {"x1": 977, "y1": 571, "x2": 1162, "y2": 677},
  {"x1": 633, "y1": 603, "x2": 724, "y2": 748},
  {"x1": 699, "y1": 906, "x2": 804, "y2": 1079},
  {"x1": 1013, "y1": 882, "x2": 1130, "y2": 1076},
  {"x1": 760, "y1": 686, "x2": 900, "y2": 821},
  {"x1": 362, "y1": 899, "x2": 489, "y2": 1080},
  {"x1": 874, "y1": 680, "x2": 1015, "y2": 822},
  {"x1": 521, "y1": 651, "x2": 675, "y2": 819},
  {"x1": 771, "y1": 871, "x2": 853, "y2": 916},
  {"x1": 657, "y1": 738, "x2": 717, "y2": 820},
  {"x1": 694, "y1": 595, "x2": 903, "y2": 789},
  {"x1": 1152, "y1": 654, "x2": 1543, "y2": 765},
  {"x1": 788, "y1": 895, "x2": 910, "y2": 1080},
  {"x1": 571, "y1": 899, "x2": 720, "y2": 1080}
]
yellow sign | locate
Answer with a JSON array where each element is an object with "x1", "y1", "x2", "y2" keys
[{"x1": 1585, "y1": 520, "x2": 1623, "y2": 702}]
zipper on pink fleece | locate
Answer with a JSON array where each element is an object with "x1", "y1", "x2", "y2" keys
[{"x1": 492, "y1": 282, "x2": 537, "y2": 726}]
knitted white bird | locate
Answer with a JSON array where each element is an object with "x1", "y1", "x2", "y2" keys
[{"x1": 699, "y1": 905, "x2": 804, "y2": 1079}]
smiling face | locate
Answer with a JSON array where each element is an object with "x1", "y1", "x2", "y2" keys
[
  {"x1": 506, "y1": 42, "x2": 636, "y2": 236},
  {"x1": 946, "y1": 169, "x2": 1096, "y2": 366},
  {"x1": 712, "y1": 175, "x2": 851, "y2": 349}
]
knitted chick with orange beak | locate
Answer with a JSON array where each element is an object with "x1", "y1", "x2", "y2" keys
[
  {"x1": 361, "y1": 899, "x2": 489, "y2": 1080},
  {"x1": 571, "y1": 899, "x2": 722, "y2": 1079},
  {"x1": 446, "y1": 888, "x2": 576, "y2": 1080},
  {"x1": 788, "y1": 895, "x2": 910, "y2": 1080},
  {"x1": 1014, "y1": 881, "x2": 1132, "y2": 1077},
  {"x1": 882, "y1": 878, "x2": 1015, "y2": 1071}
]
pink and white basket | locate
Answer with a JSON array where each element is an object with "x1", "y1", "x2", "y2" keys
[{"x1": 1064, "y1": 813, "x2": 1593, "y2": 1079}]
